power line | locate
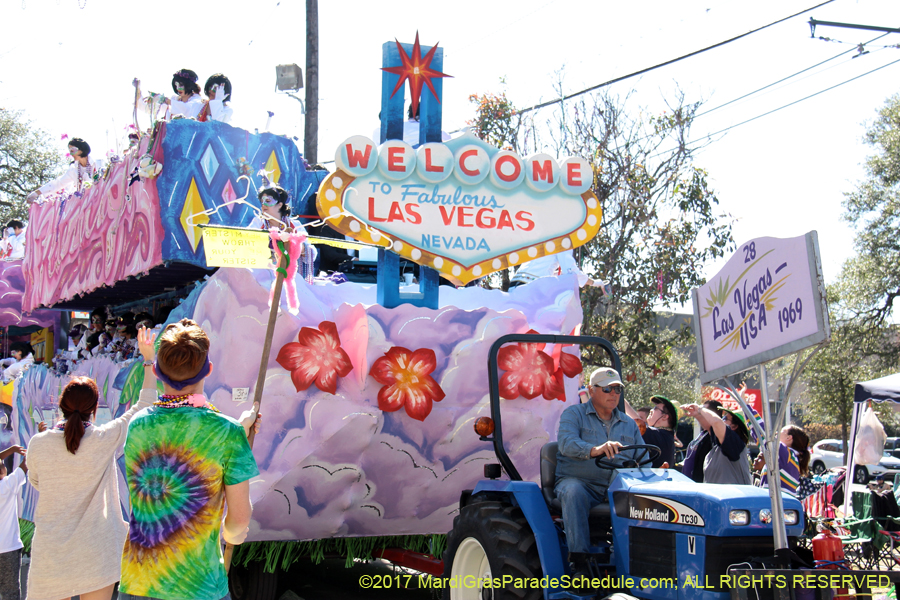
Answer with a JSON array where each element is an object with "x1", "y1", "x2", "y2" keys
[
  {"x1": 646, "y1": 55, "x2": 900, "y2": 159},
  {"x1": 695, "y1": 32, "x2": 890, "y2": 119},
  {"x1": 518, "y1": 0, "x2": 838, "y2": 115},
  {"x1": 697, "y1": 55, "x2": 900, "y2": 140}
]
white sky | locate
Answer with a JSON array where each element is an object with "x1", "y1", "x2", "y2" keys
[{"x1": 2, "y1": 0, "x2": 899, "y2": 293}]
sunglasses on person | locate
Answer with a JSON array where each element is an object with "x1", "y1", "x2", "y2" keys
[{"x1": 593, "y1": 384, "x2": 624, "y2": 394}]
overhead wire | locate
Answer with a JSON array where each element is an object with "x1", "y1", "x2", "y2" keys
[
  {"x1": 693, "y1": 53, "x2": 900, "y2": 143},
  {"x1": 694, "y1": 32, "x2": 891, "y2": 119},
  {"x1": 643, "y1": 52, "x2": 900, "y2": 160},
  {"x1": 532, "y1": 34, "x2": 896, "y2": 160},
  {"x1": 516, "y1": 0, "x2": 838, "y2": 114}
]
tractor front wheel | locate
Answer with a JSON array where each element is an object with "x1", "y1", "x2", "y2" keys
[{"x1": 443, "y1": 500, "x2": 543, "y2": 600}]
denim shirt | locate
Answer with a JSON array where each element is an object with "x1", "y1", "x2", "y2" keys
[{"x1": 556, "y1": 403, "x2": 644, "y2": 489}]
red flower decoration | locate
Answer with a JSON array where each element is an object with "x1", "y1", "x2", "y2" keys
[
  {"x1": 370, "y1": 347, "x2": 445, "y2": 421},
  {"x1": 498, "y1": 330, "x2": 564, "y2": 400},
  {"x1": 276, "y1": 321, "x2": 353, "y2": 394},
  {"x1": 559, "y1": 352, "x2": 583, "y2": 378}
]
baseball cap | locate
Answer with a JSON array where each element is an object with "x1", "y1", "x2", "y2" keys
[
  {"x1": 590, "y1": 367, "x2": 623, "y2": 388},
  {"x1": 650, "y1": 395, "x2": 682, "y2": 423}
]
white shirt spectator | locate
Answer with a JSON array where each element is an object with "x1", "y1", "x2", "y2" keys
[
  {"x1": 371, "y1": 119, "x2": 452, "y2": 147},
  {"x1": 170, "y1": 93, "x2": 204, "y2": 119},
  {"x1": 141, "y1": 93, "x2": 204, "y2": 121},
  {"x1": 207, "y1": 97, "x2": 233, "y2": 123},
  {"x1": 38, "y1": 159, "x2": 106, "y2": 197},
  {"x1": 510, "y1": 250, "x2": 590, "y2": 287},
  {"x1": 0, "y1": 467, "x2": 25, "y2": 553},
  {"x1": 0, "y1": 226, "x2": 26, "y2": 260},
  {"x1": 1, "y1": 353, "x2": 33, "y2": 383}
]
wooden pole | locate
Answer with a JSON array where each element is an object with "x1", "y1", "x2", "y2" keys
[
  {"x1": 224, "y1": 250, "x2": 287, "y2": 572},
  {"x1": 304, "y1": 0, "x2": 318, "y2": 164}
]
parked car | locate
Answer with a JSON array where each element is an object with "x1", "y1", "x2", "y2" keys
[
  {"x1": 886, "y1": 437, "x2": 900, "y2": 460},
  {"x1": 810, "y1": 439, "x2": 899, "y2": 484}
]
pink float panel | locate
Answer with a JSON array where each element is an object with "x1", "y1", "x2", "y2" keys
[{"x1": 22, "y1": 155, "x2": 165, "y2": 312}]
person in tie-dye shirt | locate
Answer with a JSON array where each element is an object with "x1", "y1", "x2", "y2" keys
[{"x1": 119, "y1": 318, "x2": 259, "y2": 600}]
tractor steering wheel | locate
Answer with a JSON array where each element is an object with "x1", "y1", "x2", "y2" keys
[{"x1": 594, "y1": 444, "x2": 661, "y2": 470}]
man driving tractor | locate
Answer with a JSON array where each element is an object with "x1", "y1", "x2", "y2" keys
[{"x1": 555, "y1": 367, "x2": 644, "y2": 577}]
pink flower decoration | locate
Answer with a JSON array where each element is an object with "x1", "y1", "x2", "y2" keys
[
  {"x1": 60, "y1": 133, "x2": 68, "y2": 140},
  {"x1": 275, "y1": 321, "x2": 353, "y2": 394},
  {"x1": 370, "y1": 347, "x2": 445, "y2": 421}
]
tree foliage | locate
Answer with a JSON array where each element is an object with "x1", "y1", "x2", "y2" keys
[
  {"x1": 800, "y1": 286, "x2": 898, "y2": 452},
  {"x1": 470, "y1": 87, "x2": 734, "y2": 373},
  {"x1": 795, "y1": 94, "x2": 900, "y2": 448},
  {"x1": 0, "y1": 109, "x2": 63, "y2": 222},
  {"x1": 467, "y1": 91, "x2": 520, "y2": 151},
  {"x1": 624, "y1": 327, "x2": 701, "y2": 408},
  {"x1": 841, "y1": 93, "x2": 900, "y2": 327}
]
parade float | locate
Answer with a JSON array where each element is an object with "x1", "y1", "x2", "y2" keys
[{"x1": 6, "y1": 34, "x2": 605, "y2": 595}]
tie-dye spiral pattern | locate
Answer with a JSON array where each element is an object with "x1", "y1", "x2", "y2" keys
[{"x1": 119, "y1": 405, "x2": 258, "y2": 600}]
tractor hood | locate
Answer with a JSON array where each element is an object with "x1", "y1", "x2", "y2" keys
[{"x1": 608, "y1": 468, "x2": 805, "y2": 538}]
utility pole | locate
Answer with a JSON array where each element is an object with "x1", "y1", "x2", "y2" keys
[
  {"x1": 809, "y1": 18, "x2": 900, "y2": 37},
  {"x1": 304, "y1": 0, "x2": 319, "y2": 165}
]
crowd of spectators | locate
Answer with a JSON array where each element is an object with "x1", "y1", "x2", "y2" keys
[{"x1": 55, "y1": 306, "x2": 172, "y2": 374}]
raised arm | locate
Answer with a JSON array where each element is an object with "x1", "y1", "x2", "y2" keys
[
  {"x1": 684, "y1": 404, "x2": 726, "y2": 444},
  {"x1": 97, "y1": 327, "x2": 157, "y2": 440},
  {"x1": 139, "y1": 326, "x2": 157, "y2": 391},
  {"x1": 622, "y1": 398, "x2": 639, "y2": 421}
]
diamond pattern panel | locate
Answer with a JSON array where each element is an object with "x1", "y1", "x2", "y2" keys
[
  {"x1": 222, "y1": 179, "x2": 237, "y2": 213},
  {"x1": 180, "y1": 178, "x2": 208, "y2": 252},
  {"x1": 265, "y1": 150, "x2": 282, "y2": 185},
  {"x1": 158, "y1": 120, "x2": 326, "y2": 264},
  {"x1": 200, "y1": 144, "x2": 219, "y2": 186}
]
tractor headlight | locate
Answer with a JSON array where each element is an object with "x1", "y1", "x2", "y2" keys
[
  {"x1": 759, "y1": 509, "x2": 772, "y2": 524},
  {"x1": 784, "y1": 510, "x2": 800, "y2": 526},
  {"x1": 729, "y1": 510, "x2": 750, "y2": 526}
]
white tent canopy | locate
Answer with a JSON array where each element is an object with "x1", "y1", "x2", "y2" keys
[{"x1": 844, "y1": 372, "x2": 900, "y2": 516}]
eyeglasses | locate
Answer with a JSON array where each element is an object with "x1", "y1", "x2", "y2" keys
[{"x1": 593, "y1": 384, "x2": 624, "y2": 394}]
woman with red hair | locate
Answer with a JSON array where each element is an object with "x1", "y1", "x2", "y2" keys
[{"x1": 24, "y1": 328, "x2": 157, "y2": 600}]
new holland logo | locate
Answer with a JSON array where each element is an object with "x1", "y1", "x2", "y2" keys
[{"x1": 613, "y1": 492, "x2": 705, "y2": 527}]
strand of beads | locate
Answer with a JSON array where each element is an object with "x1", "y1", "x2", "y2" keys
[{"x1": 154, "y1": 394, "x2": 219, "y2": 413}]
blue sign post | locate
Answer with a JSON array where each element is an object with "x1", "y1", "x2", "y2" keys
[{"x1": 377, "y1": 36, "x2": 448, "y2": 309}]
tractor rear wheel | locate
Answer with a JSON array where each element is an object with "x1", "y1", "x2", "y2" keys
[{"x1": 443, "y1": 500, "x2": 543, "y2": 600}]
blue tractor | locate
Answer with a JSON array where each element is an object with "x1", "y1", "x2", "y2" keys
[{"x1": 441, "y1": 333, "x2": 805, "y2": 600}]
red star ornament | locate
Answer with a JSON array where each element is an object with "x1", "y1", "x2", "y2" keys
[{"x1": 381, "y1": 32, "x2": 452, "y2": 118}]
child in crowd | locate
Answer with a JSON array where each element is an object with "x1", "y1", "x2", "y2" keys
[
  {"x1": 114, "y1": 325, "x2": 138, "y2": 361},
  {"x1": 755, "y1": 424, "x2": 812, "y2": 497},
  {"x1": 0, "y1": 221, "x2": 26, "y2": 260},
  {"x1": 118, "y1": 318, "x2": 259, "y2": 600},
  {"x1": 0, "y1": 444, "x2": 27, "y2": 600},
  {"x1": 1, "y1": 342, "x2": 34, "y2": 384},
  {"x1": 83, "y1": 332, "x2": 102, "y2": 359}
]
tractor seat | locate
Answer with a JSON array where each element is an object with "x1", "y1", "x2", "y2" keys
[{"x1": 540, "y1": 442, "x2": 611, "y2": 518}]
